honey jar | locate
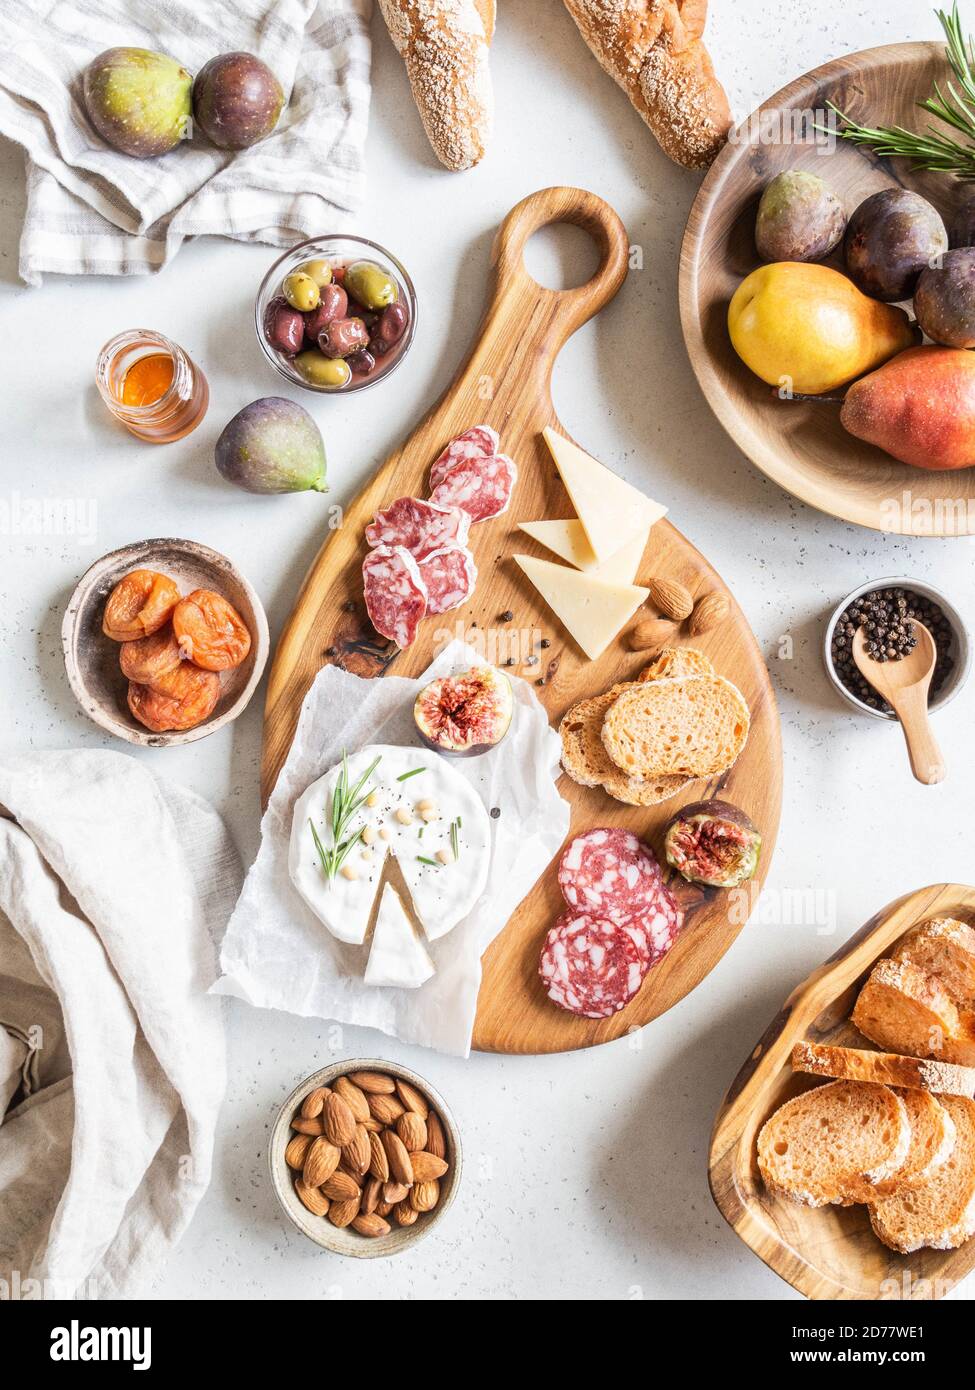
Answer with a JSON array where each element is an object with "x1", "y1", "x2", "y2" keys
[{"x1": 95, "y1": 330, "x2": 208, "y2": 443}]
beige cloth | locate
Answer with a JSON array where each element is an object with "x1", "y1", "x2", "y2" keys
[{"x1": 0, "y1": 750, "x2": 240, "y2": 1300}]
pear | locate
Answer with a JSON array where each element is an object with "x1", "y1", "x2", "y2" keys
[
  {"x1": 728, "y1": 263, "x2": 918, "y2": 396},
  {"x1": 841, "y1": 346, "x2": 975, "y2": 470}
]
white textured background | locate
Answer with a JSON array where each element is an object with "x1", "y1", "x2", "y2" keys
[{"x1": 1, "y1": 0, "x2": 972, "y2": 1300}]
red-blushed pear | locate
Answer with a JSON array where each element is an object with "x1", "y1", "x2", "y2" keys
[{"x1": 840, "y1": 346, "x2": 975, "y2": 471}]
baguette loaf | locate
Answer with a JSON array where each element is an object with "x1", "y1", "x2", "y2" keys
[
  {"x1": 600, "y1": 673, "x2": 749, "y2": 779},
  {"x1": 792, "y1": 1041, "x2": 975, "y2": 1099},
  {"x1": 894, "y1": 917, "x2": 975, "y2": 1011},
  {"x1": 562, "y1": 0, "x2": 731, "y2": 170},
  {"x1": 378, "y1": 0, "x2": 495, "y2": 171},
  {"x1": 852, "y1": 958, "x2": 975, "y2": 1069},
  {"x1": 869, "y1": 1095, "x2": 975, "y2": 1252}
]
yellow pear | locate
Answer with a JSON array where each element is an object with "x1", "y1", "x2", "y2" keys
[{"x1": 728, "y1": 262, "x2": 918, "y2": 395}]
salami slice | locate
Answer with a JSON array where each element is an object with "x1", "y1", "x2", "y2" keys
[
  {"x1": 362, "y1": 544, "x2": 427, "y2": 649},
  {"x1": 365, "y1": 496, "x2": 470, "y2": 560},
  {"x1": 430, "y1": 425, "x2": 500, "y2": 490},
  {"x1": 416, "y1": 543, "x2": 478, "y2": 616},
  {"x1": 428, "y1": 453, "x2": 518, "y2": 523},
  {"x1": 539, "y1": 912, "x2": 645, "y2": 1018},
  {"x1": 621, "y1": 880, "x2": 683, "y2": 968},
  {"x1": 558, "y1": 827, "x2": 663, "y2": 925}
]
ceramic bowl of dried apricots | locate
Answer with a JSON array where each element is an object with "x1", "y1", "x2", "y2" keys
[
  {"x1": 62, "y1": 537, "x2": 269, "y2": 747},
  {"x1": 269, "y1": 1059, "x2": 462, "y2": 1258}
]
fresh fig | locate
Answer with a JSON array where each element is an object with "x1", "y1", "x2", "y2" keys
[
  {"x1": 192, "y1": 51, "x2": 284, "y2": 150},
  {"x1": 215, "y1": 397, "x2": 327, "y2": 494},
  {"x1": 413, "y1": 666, "x2": 513, "y2": 756},
  {"x1": 843, "y1": 188, "x2": 947, "y2": 302},
  {"x1": 664, "y1": 799, "x2": 761, "y2": 889},
  {"x1": 914, "y1": 248, "x2": 975, "y2": 348},
  {"x1": 755, "y1": 170, "x2": 846, "y2": 263},
  {"x1": 83, "y1": 47, "x2": 192, "y2": 158}
]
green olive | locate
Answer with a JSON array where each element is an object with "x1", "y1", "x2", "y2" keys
[
  {"x1": 282, "y1": 272, "x2": 320, "y2": 312},
  {"x1": 345, "y1": 259, "x2": 398, "y2": 310},
  {"x1": 294, "y1": 351, "x2": 352, "y2": 389},
  {"x1": 296, "y1": 258, "x2": 333, "y2": 288}
]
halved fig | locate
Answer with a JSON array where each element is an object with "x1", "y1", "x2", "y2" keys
[
  {"x1": 664, "y1": 799, "x2": 762, "y2": 889},
  {"x1": 413, "y1": 665, "x2": 513, "y2": 757},
  {"x1": 103, "y1": 569, "x2": 181, "y2": 641}
]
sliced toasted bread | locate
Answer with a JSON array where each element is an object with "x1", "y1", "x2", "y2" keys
[
  {"x1": 869, "y1": 1096, "x2": 975, "y2": 1252},
  {"x1": 601, "y1": 674, "x2": 750, "y2": 780},
  {"x1": 637, "y1": 646, "x2": 714, "y2": 681},
  {"x1": 871, "y1": 1089, "x2": 957, "y2": 1194},
  {"x1": 852, "y1": 958, "x2": 975, "y2": 1068},
  {"x1": 792, "y1": 1040, "x2": 975, "y2": 1098},
  {"x1": 894, "y1": 917, "x2": 975, "y2": 1011},
  {"x1": 757, "y1": 1080, "x2": 911, "y2": 1208}
]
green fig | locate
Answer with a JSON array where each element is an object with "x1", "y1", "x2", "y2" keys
[
  {"x1": 83, "y1": 47, "x2": 193, "y2": 158},
  {"x1": 215, "y1": 397, "x2": 327, "y2": 495}
]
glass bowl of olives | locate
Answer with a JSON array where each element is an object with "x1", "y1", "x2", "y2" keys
[{"x1": 255, "y1": 234, "x2": 417, "y2": 394}]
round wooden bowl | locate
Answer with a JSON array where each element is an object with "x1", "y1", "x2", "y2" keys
[
  {"x1": 62, "y1": 537, "x2": 269, "y2": 747},
  {"x1": 680, "y1": 41, "x2": 975, "y2": 536},
  {"x1": 268, "y1": 1059, "x2": 461, "y2": 1258}
]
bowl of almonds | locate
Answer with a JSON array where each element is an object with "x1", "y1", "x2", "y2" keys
[{"x1": 268, "y1": 1058, "x2": 461, "y2": 1257}]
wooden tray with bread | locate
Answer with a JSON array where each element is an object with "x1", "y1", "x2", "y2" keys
[
  {"x1": 710, "y1": 884, "x2": 975, "y2": 1300},
  {"x1": 261, "y1": 186, "x2": 782, "y2": 1056}
]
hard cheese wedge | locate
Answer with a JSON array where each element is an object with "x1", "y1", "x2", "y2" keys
[
  {"x1": 517, "y1": 519, "x2": 649, "y2": 585},
  {"x1": 364, "y1": 882, "x2": 435, "y2": 989},
  {"x1": 514, "y1": 555, "x2": 650, "y2": 660},
  {"x1": 542, "y1": 427, "x2": 666, "y2": 562}
]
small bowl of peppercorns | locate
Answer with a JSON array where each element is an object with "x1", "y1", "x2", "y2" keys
[{"x1": 824, "y1": 577, "x2": 970, "y2": 720}]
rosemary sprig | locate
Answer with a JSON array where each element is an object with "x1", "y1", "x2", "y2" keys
[
  {"x1": 416, "y1": 855, "x2": 439, "y2": 867},
  {"x1": 310, "y1": 751, "x2": 381, "y2": 883},
  {"x1": 450, "y1": 818, "x2": 460, "y2": 861},
  {"x1": 396, "y1": 766, "x2": 425, "y2": 782},
  {"x1": 828, "y1": 5, "x2": 975, "y2": 178}
]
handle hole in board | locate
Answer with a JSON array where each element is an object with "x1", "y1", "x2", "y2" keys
[{"x1": 522, "y1": 222, "x2": 603, "y2": 291}]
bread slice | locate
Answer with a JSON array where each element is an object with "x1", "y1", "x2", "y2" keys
[
  {"x1": 757, "y1": 1080, "x2": 911, "y2": 1208},
  {"x1": 601, "y1": 674, "x2": 750, "y2": 779},
  {"x1": 792, "y1": 1040, "x2": 975, "y2": 1098},
  {"x1": 852, "y1": 958, "x2": 975, "y2": 1068},
  {"x1": 871, "y1": 1089, "x2": 957, "y2": 1194},
  {"x1": 637, "y1": 646, "x2": 714, "y2": 682},
  {"x1": 894, "y1": 917, "x2": 975, "y2": 1011},
  {"x1": 869, "y1": 1096, "x2": 975, "y2": 1251}
]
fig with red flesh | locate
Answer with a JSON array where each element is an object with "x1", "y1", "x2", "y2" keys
[
  {"x1": 664, "y1": 799, "x2": 761, "y2": 889},
  {"x1": 413, "y1": 666, "x2": 513, "y2": 756}
]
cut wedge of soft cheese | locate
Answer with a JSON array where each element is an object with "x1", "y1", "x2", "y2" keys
[
  {"x1": 514, "y1": 555, "x2": 650, "y2": 660},
  {"x1": 517, "y1": 518, "x2": 649, "y2": 585},
  {"x1": 289, "y1": 744, "x2": 491, "y2": 947},
  {"x1": 541, "y1": 427, "x2": 666, "y2": 562},
  {"x1": 364, "y1": 883, "x2": 435, "y2": 989}
]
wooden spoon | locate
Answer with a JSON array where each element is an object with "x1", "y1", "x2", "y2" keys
[{"x1": 852, "y1": 621, "x2": 945, "y2": 784}]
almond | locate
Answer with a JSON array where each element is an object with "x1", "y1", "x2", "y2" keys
[
  {"x1": 300, "y1": 1086, "x2": 329, "y2": 1120},
  {"x1": 334, "y1": 1075, "x2": 371, "y2": 1124},
  {"x1": 375, "y1": 1199, "x2": 394, "y2": 1217},
  {"x1": 688, "y1": 590, "x2": 730, "y2": 636},
  {"x1": 285, "y1": 1134, "x2": 312, "y2": 1170},
  {"x1": 394, "y1": 1079, "x2": 429, "y2": 1119},
  {"x1": 647, "y1": 577, "x2": 693, "y2": 622},
  {"x1": 327, "y1": 1195, "x2": 361, "y2": 1229},
  {"x1": 360, "y1": 1116, "x2": 383, "y2": 1132},
  {"x1": 381, "y1": 1129, "x2": 414, "y2": 1186},
  {"x1": 410, "y1": 1180, "x2": 440, "y2": 1213},
  {"x1": 295, "y1": 1177, "x2": 330, "y2": 1217},
  {"x1": 426, "y1": 1110, "x2": 447, "y2": 1161},
  {"x1": 324, "y1": 1091, "x2": 357, "y2": 1148},
  {"x1": 627, "y1": 617, "x2": 676, "y2": 653},
  {"x1": 290, "y1": 1116, "x2": 325, "y2": 1137},
  {"x1": 397, "y1": 1111, "x2": 427, "y2": 1153},
  {"x1": 352, "y1": 1212, "x2": 390, "y2": 1238},
  {"x1": 394, "y1": 1200, "x2": 418, "y2": 1227},
  {"x1": 361, "y1": 1176, "x2": 383, "y2": 1215},
  {"x1": 303, "y1": 1137, "x2": 341, "y2": 1189},
  {"x1": 369, "y1": 1131, "x2": 390, "y2": 1183},
  {"x1": 348, "y1": 1070, "x2": 397, "y2": 1095},
  {"x1": 322, "y1": 1170, "x2": 361, "y2": 1202},
  {"x1": 383, "y1": 1180, "x2": 411, "y2": 1204},
  {"x1": 342, "y1": 1124, "x2": 371, "y2": 1176},
  {"x1": 410, "y1": 1151, "x2": 448, "y2": 1183},
  {"x1": 368, "y1": 1092, "x2": 406, "y2": 1126}
]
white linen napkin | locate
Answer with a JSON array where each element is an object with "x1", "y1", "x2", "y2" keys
[
  {"x1": 0, "y1": 749, "x2": 241, "y2": 1300},
  {"x1": 214, "y1": 641, "x2": 571, "y2": 1058},
  {"x1": 0, "y1": 0, "x2": 372, "y2": 284}
]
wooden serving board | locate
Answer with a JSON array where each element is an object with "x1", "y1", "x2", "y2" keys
[
  {"x1": 710, "y1": 884, "x2": 975, "y2": 1301},
  {"x1": 681, "y1": 42, "x2": 975, "y2": 536},
  {"x1": 262, "y1": 186, "x2": 782, "y2": 1055}
]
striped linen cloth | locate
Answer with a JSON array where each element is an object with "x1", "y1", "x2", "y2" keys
[{"x1": 0, "y1": 0, "x2": 372, "y2": 284}]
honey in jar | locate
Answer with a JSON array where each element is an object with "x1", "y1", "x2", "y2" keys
[{"x1": 96, "y1": 331, "x2": 208, "y2": 443}]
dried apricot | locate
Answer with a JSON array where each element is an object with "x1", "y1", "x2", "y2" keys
[
  {"x1": 172, "y1": 589, "x2": 252, "y2": 671},
  {"x1": 119, "y1": 624, "x2": 183, "y2": 684},
  {"x1": 103, "y1": 570, "x2": 181, "y2": 642},
  {"x1": 127, "y1": 664, "x2": 220, "y2": 733}
]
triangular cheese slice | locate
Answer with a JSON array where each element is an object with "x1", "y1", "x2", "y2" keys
[
  {"x1": 514, "y1": 555, "x2": 649, "y2": 660},
  {"x1": 364, "y1": 883, "x2": 435, "y2": 989},
  {"x1": 542, "y1": 427, "x2": 666, "y2": 562},
  {"x1": 517, "y1": 519, "x2": 649, "y2": 585}
]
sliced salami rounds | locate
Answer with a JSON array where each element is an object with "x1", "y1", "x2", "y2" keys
[
  {"x1": 558, "y1": 827, "x2": 663, "y2": 925},
  {"x1": 539, "y1": 912, "x2": 645, "y2": 1018},
  {"x1": 621, "y1": 879, "x2": 682, "y2": 968},
  {"x1": 417, "y1": 543, "x2": 477, "y2": 616},
  {"x1": 429, "y1": 425, "x2": 499, "y2": 491},
  {"x1": 429, "y1": 453, "x2": 518, "y2": 523},
  {"x1": 365, "y1": 496, "x2": 470, "y2": 560},
  {"x1": 362, "y1": 545, "x2": 427, "y2": 650}
]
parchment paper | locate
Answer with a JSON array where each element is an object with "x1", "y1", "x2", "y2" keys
[{"x1": 213, "y1": 642, "x2": 570, "y2": 1056}]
